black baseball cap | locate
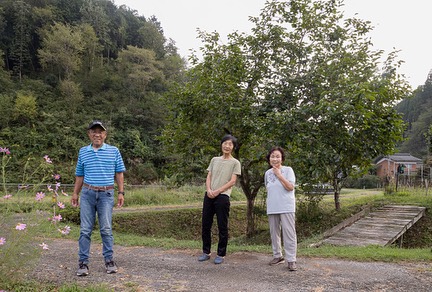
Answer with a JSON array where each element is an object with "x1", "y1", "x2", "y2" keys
[{"x1": 87, "y1": 120, "x2": 107, "y2": 131}]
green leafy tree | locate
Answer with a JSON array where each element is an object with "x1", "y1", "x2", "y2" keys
[
  {"x1": 38, "y1": 22, "x2": 84, "y2": 79},
  {"x1": 55, "y1": 0, "x2": 85, "y2": 23},
  {"x1": 161, "y1": 0, "x2": 410, "y2": 236},
  {"x1": 244, "y1": 0, "x2": 409, "y2": 211},
  {"x1": 0, "y1": 6, "x2": 5, "y2": 34},
  {"x1": 115, "y1": 4, "x2": 144, "y2": 49},
  {"x1": 8, "y1": 0, "x2": 32, "y2": 80},
  {"x1": 116, "y1": 45, "x2": 164, "y2": 92},
  {"x1": 0, "y1": 50, "x2": 13, "y2": 94},
  {"x1": 80, "y1": 0, "x2": 112, "y2": 60},
  {"x1": 78, "y1": 23, "x2": 103, "y2": 74},
  {"x1": 137, "y1": 16, "x2": 166, "y2": 59}
]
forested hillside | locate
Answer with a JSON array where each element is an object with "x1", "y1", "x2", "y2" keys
[
  {"x1": 0, "y1": 0, "x2": 418, "y2": 191},
  {"x1": 396, "y1": 71, "x2": 432, "y2": 159},
  {"x1": 0, "y1": 0, "x2": 185, "y2": 184}
]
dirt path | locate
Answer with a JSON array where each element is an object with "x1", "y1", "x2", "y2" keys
[{"x1": 30, "y1": 239, "x2": 432, "y2": 291}]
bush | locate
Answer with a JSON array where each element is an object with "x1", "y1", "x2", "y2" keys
[
  {"x1": 61, "y1": 206, "x2": 80, "y2": 224},
  {"x1": 343, "y1": 175, "x2": 381, "y2": 189}
]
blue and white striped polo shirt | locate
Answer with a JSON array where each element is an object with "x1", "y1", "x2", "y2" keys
[{"x1": 75, "y1": 143, "x2": 126, "y2": 186}]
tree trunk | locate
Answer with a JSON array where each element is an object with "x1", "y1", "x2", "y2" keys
[
  {"x1": 236, "y1": 151, "x2": 264, "y2": 238},
  {"x1": 246, "y1": 197, "x2": 255, "y2": 237},
  {"x1": 238, "y1": 166, "x2": 259, "y2": 238},
  {"x1": 333, "y1": 179, "x2": 341, "y2": 211},
  {"x1": 334, "y1": 190, "x2": 340, "y2": 211}
]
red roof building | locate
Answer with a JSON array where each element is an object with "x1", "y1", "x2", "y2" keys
[{"x1": 375, "y1": 153, "x2": 423, "y2": 180}]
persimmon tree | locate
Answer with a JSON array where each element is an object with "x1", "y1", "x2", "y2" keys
[{"x1": 161, "y1": 0, "x2": 410, "y2": 236}]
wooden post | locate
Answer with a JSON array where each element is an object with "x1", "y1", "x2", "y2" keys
[{"x1": 396, "y1": 172, "x2": 399, "y2": 192}]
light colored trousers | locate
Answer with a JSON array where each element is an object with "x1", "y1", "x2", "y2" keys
[{"x1": 268, "y1": 213, "x2": 297, "y2": 262}]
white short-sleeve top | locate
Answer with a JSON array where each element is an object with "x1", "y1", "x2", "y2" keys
[{"x1": 264, "y1": 166, "x2": 296, "y2": 214}]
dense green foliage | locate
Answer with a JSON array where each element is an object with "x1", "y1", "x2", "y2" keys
[{"x1": 0, "y1": 0, "x2": 185, "y2": 184}]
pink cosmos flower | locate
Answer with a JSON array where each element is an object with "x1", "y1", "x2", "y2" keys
[
  {"x1": 50, "y1": 214, "x2": 62, "y2": 222},
  {"x1": 53, "y1": 174, "x2": 61, "y2": 180},
  {"x1": 35, "y1": 192, "x2": 45, "y2": 201},
  {"x1": 47, "y1": 185, "x2": 53, "y2": 192},
  {"x1": 61, "y1": 190, "x2": 69, "y2": 196},
  {"x1": 0, "y1": 147, "x2": 11, "y2": 155},
  {"x1": 3, "y1": 194, "x2": 12, "y2": 199},
  {"x1": 55, "y1": 182, "x2": 61, "y2": 190},
  {"x1": 43, "y1": 155, "x2": 52, "y2": 164},
  {"x1": 58, "y1": 225, "x2": 71, "y2": 235},
  {"x1": 0, "y1": 237, "x2": 5, "y2": 245},
  {"x1": 39, "y1": 243, "x2": 49, "y2": 250},
  {"x1": 57, "y1": 202, "x2": 65, "y2": 209},
  {"x1": 15, "y1": 223, "x2": 27, "y2": 230}
]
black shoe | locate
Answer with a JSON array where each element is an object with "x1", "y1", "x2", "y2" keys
[
  {"x1": 76, "y1": 262, "x2": 89, "y2": 276},
  {"x1": 105, "y1": 260, "x2": 118, "y2": 274}
]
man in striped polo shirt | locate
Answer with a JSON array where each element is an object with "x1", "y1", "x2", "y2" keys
[{"x1": 71, "y1": 120, "x2": 126, "y2": 276}]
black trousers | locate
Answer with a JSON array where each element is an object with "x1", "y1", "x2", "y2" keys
[{"x1": 201, "y1": 193, "x2": 230, "y2": 256}]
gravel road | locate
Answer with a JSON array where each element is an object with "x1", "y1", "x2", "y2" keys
[{"x1": 30, "y1": 239, "x2": 432, "y2": 291}]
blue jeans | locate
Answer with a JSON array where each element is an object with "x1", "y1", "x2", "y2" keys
[{"x1": 78, "y1": 188, "x2": 114, "y2": 264}]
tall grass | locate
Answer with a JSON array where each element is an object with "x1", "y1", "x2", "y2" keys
[
  {"x1": 123, "y1": 185, "x2": 244, "y2": 206},
  {"x1": 0, "y1": 212, "x2": 41, "y2": 286},
  {"x1": 0, "y1": 196, "x2": 75, "y2": 290}
]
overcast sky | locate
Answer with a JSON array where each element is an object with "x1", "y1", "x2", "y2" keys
[{"x1": 115, "y1": 0, "x2": 432, "y2": 88}]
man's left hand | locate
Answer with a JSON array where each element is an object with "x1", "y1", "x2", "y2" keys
[{"x1": 117, "y1": 194, "x2": 124, "y2": 207}]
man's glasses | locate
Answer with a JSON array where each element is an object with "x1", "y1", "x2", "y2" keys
[{"x1": 89, "y1": 130, "x2": 105, "y2": 135}]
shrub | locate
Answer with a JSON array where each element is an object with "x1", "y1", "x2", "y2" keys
[{"x1": 343, "y1": 175, "x2": 381, "y2": 189}]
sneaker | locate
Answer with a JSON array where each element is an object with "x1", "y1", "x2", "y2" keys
[
  {"x1": 105, "y1": 260, "x2": 118, "y2": 274},
  {"x1": 198, "y1": 253, "x2": 211, "y2": 262},
  {"x1": 269, "y1": 257, "x2": 285, "y2": 266},
  {"x1": 214, "y1": 256, "x2": 224, "y2": 264},
  {"x1": 288, "y1": 261, "x2": 297, "y2": 271},
  {"x1": 76, "y1": 262, "x2": 89, "y2": 276}
]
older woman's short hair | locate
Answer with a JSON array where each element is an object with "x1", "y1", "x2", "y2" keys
[{"x1": 221, "y1": 134, "x2": 238, "y2": 149}]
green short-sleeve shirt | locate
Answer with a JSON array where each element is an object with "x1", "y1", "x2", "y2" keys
[{"x1": 207, "y1": 156, "x2": 241, "y2": 196}]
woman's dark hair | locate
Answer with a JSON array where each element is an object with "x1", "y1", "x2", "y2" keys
[
  {"x1": 221, "y1": 134, "x2": 238, "y2": 149},
  {"x1": 266, "y1": 146, "x2": 285, "y2": 164}
]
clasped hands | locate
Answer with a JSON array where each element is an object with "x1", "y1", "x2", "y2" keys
[{"x1": 206, "y1": 189, "x2": 220, "y2": 199}]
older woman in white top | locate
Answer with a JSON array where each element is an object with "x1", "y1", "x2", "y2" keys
[{"x1": 264, "y1": 146, "x2": 297, "y2": 271}]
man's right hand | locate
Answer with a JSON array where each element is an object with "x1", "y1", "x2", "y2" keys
[{"x1": 71, "y1": 193, "x2": 79, "y2": 207}]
